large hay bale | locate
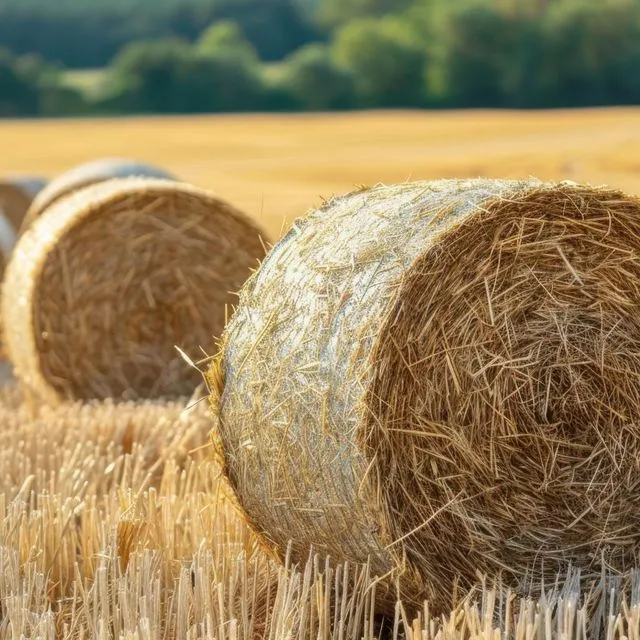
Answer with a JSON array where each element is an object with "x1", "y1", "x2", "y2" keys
[
  {"x1": 210, "y1": 178, "x2": 640, "y2": 612},
  {"x1": 22, "y1": 158, "x2": 174, "y2": 232},
  {"x1": 3, "y1": 177, "x2": 268, "y2": 404},
  {"x1": 0, "y1": 176, "x2": 47, "y2": 231}
]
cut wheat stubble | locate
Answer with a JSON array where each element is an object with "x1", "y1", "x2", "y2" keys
[
  {"x1": 2, "y1": 379, "x2": 640, "y2": 638},
  {"x1": 211, "y1": 177, "x2": 640, "y2": 613}
]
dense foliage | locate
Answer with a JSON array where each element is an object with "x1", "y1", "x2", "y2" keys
[
  {"x1": 0, "y1": 0, "x2": 318, "y2": 67},
  {"x1": 1, "y1": 0, "x2": 639, "y2": 117}
]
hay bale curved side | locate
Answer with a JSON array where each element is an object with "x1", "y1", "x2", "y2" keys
[
  {"x1": 22, "y1": 158, "x2": 175, "y2": 232},
  {"x1": 211, "y1": 178, "x2": 640, "y2": 611},
  {"x1": 3, "y1": 177, "x2": 268, "y2": 404}
]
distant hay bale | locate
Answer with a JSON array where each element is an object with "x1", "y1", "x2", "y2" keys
[
  {"x1": 211, "y1": 178, "x2": 640, "y2": 612},
  {"x1": 3, "y1": 177, "x2": 268, "y2": 404},
  {"x1": 0, "y1": 176, "x2": 46, "y2": 263},
  {"x1": 0, "y1": 176, "x2": 47, "y2": 231},
  {"x1": 0, "y1": 210, "x2": 14, "y2": 273},
  {"x1": 22, "y1": 158, "x2": 174, "y2": 232},
  {"x1": 0, "y1": 177, "x2": 47, "y2": 359}
]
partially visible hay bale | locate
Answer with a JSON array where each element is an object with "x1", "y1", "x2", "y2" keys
[
  {"x1": 0, "y1": 176, "x2": 46, "y2": 264},
  {"x1": 3, "y1": 177, "x2": 268, "y2": 404},
  {"x1": 211, "y1": 178, "x2": 640, "y2": 613},
  {"x1": 0, "y1": 210, "x2": 14, "y2": 273},
  {"x1": 0, "y1": 176, "x2": 47, "y2": 231},
  {"x1": 0, "y1": 177, "x2": 47, "y2": 360},
  {"x1": 22, "y1": 158, "x2": 174, "y2": 232}
]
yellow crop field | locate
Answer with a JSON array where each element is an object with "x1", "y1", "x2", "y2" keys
[{"x1": 2, "y1": 107, "x2": 640, "y2": 240}]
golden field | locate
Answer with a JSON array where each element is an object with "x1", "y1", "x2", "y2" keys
[
  {"x1": 2, "y1": 108, "x2": 640, "y2": 240},
  {"x1": 3, "y1": 109, "x2": 640, "y2": 638}
]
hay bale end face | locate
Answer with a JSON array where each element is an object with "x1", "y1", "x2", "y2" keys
[
  {"x1": 212, "y1": 178, "x2": 640, "y2": 611},
  {"x1": 3, "y1": 177, "x2": 268, "y2": 404},
  {"x1": 22, "y1": 158, "x2": 174, "y2": 232}
]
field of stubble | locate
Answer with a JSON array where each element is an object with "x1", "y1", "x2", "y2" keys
[{"x1": 1, "y1": 108, "x2": 640, "y2": 639}]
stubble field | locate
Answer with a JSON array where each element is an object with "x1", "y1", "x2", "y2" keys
[{"x1": 2, "y1": 108, "x2": 640, "y2": 639}]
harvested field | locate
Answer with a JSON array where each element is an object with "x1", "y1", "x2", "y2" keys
[
  {"x1": 1, "y1": 108, "x2": 640, "y2": 638},
  {"x1": 0, "y1": 108, "x2": 639, "y2": 240},
  {"x1": 0, "y1": 383, "x2": 639, "y2": 638}
]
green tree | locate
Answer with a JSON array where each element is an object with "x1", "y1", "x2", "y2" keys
[
  {"x1": 108, "y1": 39, "x2": 192, "y2": 112},
  {"x1": 0, "y1": 48, "x2": 39, "y2": 116},
  {"x1": 201, "y1": 0, "x2": 319, "y2": 61},
  {"x1": 537, "y1": 0, "x2": 640, "y2": 106},
  {"x1": 280, "y1": 43, "x2": 354, "y2": 110},
  {"x1": 319, "y1": 0, "x2": 414, "y2": 28},
  {"x1": 0, "y1": 0, "x2": 318, "y2": 69},
  {"x1": 13, "y1": 52, "x2": 89, "y2": 116},
  {"x1": 332, "y1": 17, "x2": 427, "y2": 108},
  {"x1": 197, "y1": 20, "x2": 258, "y2": 64},
  {"x1": 13, "y1": 53, "x2": 58, "y2": 86},
  {"x1": 184, "y1": 53, "x2": 265, "y2": 112},
  {"x1": 39, "y1": 84, "x2": 88, "y2": 116},
  {"x1": 194, "y1": 21, "x2": 265, "y2": 112},
  {"x1": 428, "y1": 1, "x2": 544, "y2": 108},
  {"x1": 108, "y1": 38, "x2": 265, "y2": 113}
]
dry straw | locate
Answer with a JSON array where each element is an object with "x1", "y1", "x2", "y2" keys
[
  {"x1": 21, "y1": 157, "x2": 174, "y2": 232},
  {"x1": 1, "y1": 381, "x2": 639, "y2": 638},
  {"x1": 3, "y1": 177, "x2": 268, "y2": 404},
  {"x1": 211, "y1": 178, "x2": 640, "y2": 614}
]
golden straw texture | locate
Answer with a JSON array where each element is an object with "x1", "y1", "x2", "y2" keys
[
  {"x1": 5, "y1": 382, "x2": 640, "y2": 638},
  {"x1": 3, "y1": 177, "x2": 268, "y2": 404},
  {"x1": 211, "y1": 178, "x2": 640, "y2": 613},
  {"x1": 22, "y1": 158, "x2": 174, "y2": 232}
]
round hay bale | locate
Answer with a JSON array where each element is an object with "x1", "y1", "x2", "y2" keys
[
  {"x1": 3, "y1": 177, "x2": 268, "y2": 404},
  {"x1": 0, "y1": 177, "x2": 46, "y2": 360},
  {"x1": 0, "y1": 210, "x2": 15, "y2": 271},
  {"x1": 0, "y1": 176, "x2": 47, "y2": 231},
  {"x1": 22, "y1": 158, "x2": 174, "y2": 232},
  {"x1": 211, "y1": 178, "x2": 640, "y2": 612}
]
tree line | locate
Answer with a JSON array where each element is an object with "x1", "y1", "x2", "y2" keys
[{"x1": 1, "y1": 0, "x2": 639, "y2": 117}]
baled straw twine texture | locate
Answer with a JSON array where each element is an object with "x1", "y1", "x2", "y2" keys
[
  {"x1": 3, "y1": 177, "x2": 268, "y2": 404},
  {"x1": 22, "y1": 157, "x2": 174, "y2": 232},
  {"x1": 210, "y1": 178, "x2": 640, "y2": 613}
]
